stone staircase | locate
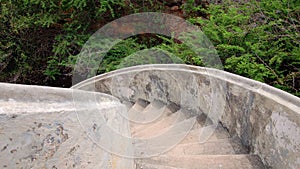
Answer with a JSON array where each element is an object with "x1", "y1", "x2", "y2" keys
[
  {"x1": 125, "y1": 99, "x2": 266, "y2": 169},
  {"x1": 1, "y1": 64, "x2": 299, "y2": 169}
]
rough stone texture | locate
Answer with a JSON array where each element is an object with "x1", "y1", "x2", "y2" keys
[
  {"x1": 128, "y1": 99, "x2": 265, "y2": 168},
  {"x1": 0, "y1": 83, "x2": 134, "y2": 169},
  {"x1": 1, "y1": 64, "x2": 299, "y2": 168},
  {"x1": 73, "y1": 64, "x2": 300, "y2": 169}
]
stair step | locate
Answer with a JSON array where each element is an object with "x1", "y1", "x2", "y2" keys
[
  {"x1": 157, "y1": 138, "x2": 248, "y2": 155},
  {"x1": 133, "y1": 137, "x2": 247, "y2": 157},
  {"x1": 129, "y1": 100, "x2": 166, "y2": 124},
  {"x1": 132, "y1": 116, "x2": 202, "y2": 157},
  {"x1": 128, "y1": 99, "x2": 150, "y2": 122},
  {"x1": 130, "y1": 101, "x2": 180, "y2": 132},
  {"x1": 178, "y1": 125, "x2": 230, "y2": 144},
  {"x1": 133, "y1": 113, "x2": 198, "y2": 138},
  {"x1": 129, "y1": 99, "x2": 150, "y2": 110},
  {"x1": 132, "y1": 125, "x2": 230, "y2": 155},
  {"x1": 132, "y1": 109, "x2": 186, "y2": 136},
  {"x1": 136, "y1": 155, "x2": 266, "y2": 169},
  {"x1": 130, "y1": 107, "x2": 174, "y2": 134},
  {"x1": 132, "y1": 117, "x2": 221, "y2": 157}
]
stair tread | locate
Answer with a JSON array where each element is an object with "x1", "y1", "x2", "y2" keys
[
  {"x1": 178, "y1": 125, "x2": 230, "y2": 144},
  {"x1": 128, "y1": 102, "x2": 147, "y2": 115},
  {"x1": 136, "y1": 154, "x2": 266, "y2": 169},
  {"x1": 129, "y1": 98, "x2": 150, "y2": 110},
  {"x1": 130, "y1": 100, "x2": 265, "y2": 168},
  {"x1": 130, "y1": 107, "x2": 174, "y2": 133},
  {"x1": 133, "y1": 137, "x2": 247, "y2": 157},
  {"x1": 132, "y1": 109, "x2": 186, "y2": 137},
  {"x1": 133, "y1": 114, "x2": 198, "y2": 138},
  {"x1": 129, "y1": 100, "x2": 167, "y2": 124},
  {"x1": 155, "y1": 138, "x2": 248, "y2": 155},
  {"x1": 132, "y1": 125, "x2": 231, "y2": 155}
]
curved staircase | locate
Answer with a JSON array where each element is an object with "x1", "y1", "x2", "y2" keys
[
  {"x1": 1, "y1": 64, "x2": 299, "y2": 169},
  {"x1": 72, "y1": 64, "x2": 300, "y2": 169},
  {"x1": 125, "y1": 99, "x2": 265, "y2": 169}
]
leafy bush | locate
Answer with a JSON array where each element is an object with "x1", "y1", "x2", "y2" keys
[
  {"x1": 0, "y1": 0, "x2": 299, "y2": 96},
  {"x1": 0, "y1": 0, "x2": 129, "y2": 85},
  {"x1": 189, "y1": 0, "x2": 300, "y2": 96}
]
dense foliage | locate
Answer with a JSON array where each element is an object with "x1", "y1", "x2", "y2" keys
[
  {"x1": 192, "y1": 0, "x2": 300, "y2": 96},
  {"x1": 0, "y1": 0, "x2": 299, "y2": 96},
  {"x1": 0, "y1": 0, "x2": 132, "y2": 86}
]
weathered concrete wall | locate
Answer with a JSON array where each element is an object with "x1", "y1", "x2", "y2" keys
[
  {"x1": 73, "y1": 64, "x2": 300, "y2": 169},
  {"x1": 0, "y1": 83, "x2": 134, "y2": 169}
]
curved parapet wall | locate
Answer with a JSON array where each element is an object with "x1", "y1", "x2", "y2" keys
[
  {"x1": 0, "y1": 83, "x2": 133, "y2": 169},
  {"x1": 73, "y1": 64, "x2": 300, "y2": 169}
]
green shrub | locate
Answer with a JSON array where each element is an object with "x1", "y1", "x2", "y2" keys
[
  {"x1": 0, "y1": 0, "x2": 129, "y2": 84},
  {"x1": 0, "y1": 0, "x2": 298, "y2": 96},
  {"x1": 189, "y1": 0, "x2": 300, "y2": 96}
]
